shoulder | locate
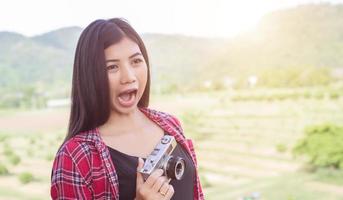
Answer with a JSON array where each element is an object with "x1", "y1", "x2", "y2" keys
[
  {"x1": 56, "y1": 135, "x2": 92, "y2": 159},
  {"x1": 57, "y1": 128, "x2": 100, "y2": 156},
  {"x1": 140, "y1": 107, "x2": 183, "y2": 127},
  {"x1": 53, "y1": 132, "x2": 97, "y2": 173},
  {"x1": 140, "y1": 107, "x2": 185, "y2": 138},
  {"x1": 57, "y1": 129, "x2": 101, "y2": 156}
]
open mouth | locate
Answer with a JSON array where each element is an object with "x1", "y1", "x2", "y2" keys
[{"x1": 117, "y1": 89, "x2": 138, "y2": 107}]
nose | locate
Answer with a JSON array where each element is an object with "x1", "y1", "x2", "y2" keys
[{"x1": 120, "y1": 63, "x2": 136, "y2": 85}]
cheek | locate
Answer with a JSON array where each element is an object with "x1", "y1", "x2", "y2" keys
[
  {"x1": 138, "y1": 65, "x2": 148, "y2": 84},
  {"x1": 138, "y1": 66, "x2": 148, "y2": 81},
  {"x1": 108, "y1": 76, "x2": 119, "y2": 98}
]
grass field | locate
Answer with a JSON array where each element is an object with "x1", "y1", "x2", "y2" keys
[{"x1": 0, "y1": 89, "x2": 343, "y2": 200}]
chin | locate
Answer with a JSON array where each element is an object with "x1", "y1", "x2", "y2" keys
[{"x1": 111, "y1": 104, "x2": 138, "y2": 115}]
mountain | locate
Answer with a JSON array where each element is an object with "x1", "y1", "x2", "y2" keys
[
  {"x1": 0, "y1": 28, "x2": 79, "y2": 92},
  {"x1": 0, "y1": 27, "x2": 225, "y2": 95},
  {"x1": 32, "y1": 26, "x2": 82, "y2": 51},
  {"x1": 142, "y1": 33, "x2": 226, "y2": 90},
  {"x1": 1, "y1": 3, "x2": 343, "y2": 96}
]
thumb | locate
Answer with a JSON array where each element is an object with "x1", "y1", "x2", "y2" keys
[{"x1": 136, "y1": 157, "x2": 144, "y2": 186}]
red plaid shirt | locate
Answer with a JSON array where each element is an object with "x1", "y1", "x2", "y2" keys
[{"x1": 51, "y1": 107, "x2": 204, "y2": 200}]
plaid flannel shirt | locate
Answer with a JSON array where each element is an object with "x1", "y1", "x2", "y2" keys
[{"x1": 51, "y1": 107, "x2": 204, "y2": 200}]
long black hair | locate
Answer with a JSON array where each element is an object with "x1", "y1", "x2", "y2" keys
[{"x1": 65, "y1": 18, "x2": 150, "y2": 142}]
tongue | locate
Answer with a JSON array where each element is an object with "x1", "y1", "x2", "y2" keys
[{"x1": 119, "y1": 92, "x2": 131, "y2": 101}]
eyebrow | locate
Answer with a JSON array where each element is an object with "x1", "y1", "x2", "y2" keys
[{"x1": 105, "y1": 52, "x2": 142, "y2": 63}]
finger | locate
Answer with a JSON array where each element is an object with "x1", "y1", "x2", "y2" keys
[
  {"x1": 136, "y1": 157, "x2": 145, "y2": 187},
  {"x1": 145, "y1": 169, "x2": 164, "y2": 187},
  {"x1": 158, "y1": 181, "x2": 170, "y2": 196},
  {"x1": 162, "y1": 185, "x2": 174, "y2": 200},
  {"x1": 152, "y1": 176, "x2": 168, "y2": 192}
]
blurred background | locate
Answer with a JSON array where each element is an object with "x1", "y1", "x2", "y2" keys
[{"x1": 1, "y1": 0, "x2": 343, "y2": 199}]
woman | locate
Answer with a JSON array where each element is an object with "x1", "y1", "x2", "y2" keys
[{"x1": 50, "y1": 18, "x2": 204, "y2": 200}]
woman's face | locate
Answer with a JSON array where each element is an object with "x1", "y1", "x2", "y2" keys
[{"x1": 104, "y1": 36, "x2": 148, "y2": 115}]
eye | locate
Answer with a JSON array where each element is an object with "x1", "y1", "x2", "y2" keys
[
  {"x1": 106, "y1": 64, "x2": 119, "y2": 71},
  {"x1": 132, "y1": 58, "x2": 143, "y2": 64}
]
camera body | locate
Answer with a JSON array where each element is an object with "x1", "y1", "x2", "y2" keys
[{"x1": 139, "y1": 135, "x2": 186, "y2": 181}]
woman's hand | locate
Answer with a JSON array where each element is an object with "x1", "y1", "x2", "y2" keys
[{"x1": 135, "y1": 158, "x2": 174, "y2": 200}]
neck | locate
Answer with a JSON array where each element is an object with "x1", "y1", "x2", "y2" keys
[{"x1": 100, "y1": 107, "x2": 145, "y2": 135}]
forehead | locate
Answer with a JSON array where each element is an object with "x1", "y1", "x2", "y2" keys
[{"x1": 104, "y1": 37, "x2": 141, "y2": 59}]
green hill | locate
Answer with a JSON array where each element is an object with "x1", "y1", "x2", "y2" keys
[
  {"x1": 0, "y1": 29, "x2": 77, "y2": 91},
  {"x1": 0, "y1": 3, "x2": 343, "y2": 100}
]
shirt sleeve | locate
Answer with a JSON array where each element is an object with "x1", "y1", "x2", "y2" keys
[
  {"x1": 170, "y1": 114, "x2": 205, "y2": 199},
  {"x1": 169, "y1": 114, "x2": 186, "y2": 139},
  {"x1": 50, "y1": 149, "x2": 93, "y2": 200}
]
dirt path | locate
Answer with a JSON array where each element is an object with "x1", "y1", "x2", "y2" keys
[{"x1": 0, "y1": 108, "x2": 69, "y2": 133}]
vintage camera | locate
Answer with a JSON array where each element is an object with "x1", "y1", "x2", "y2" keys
[{"x1": 139, "y1": 135, "x2": 186, "y2": 181}]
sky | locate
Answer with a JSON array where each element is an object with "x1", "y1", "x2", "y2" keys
[{"x1": 0, "y1": 0, "x2": 342, "y2": 38}]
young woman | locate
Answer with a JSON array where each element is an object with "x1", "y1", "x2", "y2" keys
[{"x1": 50, "y1": 18, "x2": 204, "y2": 200}]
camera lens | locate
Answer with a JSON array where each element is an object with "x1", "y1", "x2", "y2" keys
[{"x1": 166, "y1": 156, "x2": 186, "y2": 180}]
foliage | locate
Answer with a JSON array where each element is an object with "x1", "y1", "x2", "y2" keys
[
  {"x1": 0, "y1": 134, "x2": 7, "y2": 142},
  {"x1": 293, "y1": 123, "x2": 343, "y2": 169},
  {"x1": 313, "y1": 167, "x2": 343, "y2": 185},
  {"x1": 230, "y1": 88, "x2": 343, "y2": 102},
  {"x1": 0, "y1": 164, "x2": 9, "y2": 175},
  {"x1": 9, "y1": 154, "x2": 21, "y2": 165},
  {"x1": 3, "y1": 143, "x2": 14, "y2": 157},
  {"x1": 18, "y1": 172, "x2": 34, "y2": 184},
  {"x1": 276, "y1": 143, "x2": 287, "y2": 153},
  {"x1": 45, "y1": 153, "x2": 54, "y2": 161}
]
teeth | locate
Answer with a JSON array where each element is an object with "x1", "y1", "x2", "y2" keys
[{"x1": 119, "y1": 89, "x2": 137, "y2": 96}]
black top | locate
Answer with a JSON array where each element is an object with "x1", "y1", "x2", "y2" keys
[{"x1": 107, "y1": 134, "x2": 195, "y2": 200}]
